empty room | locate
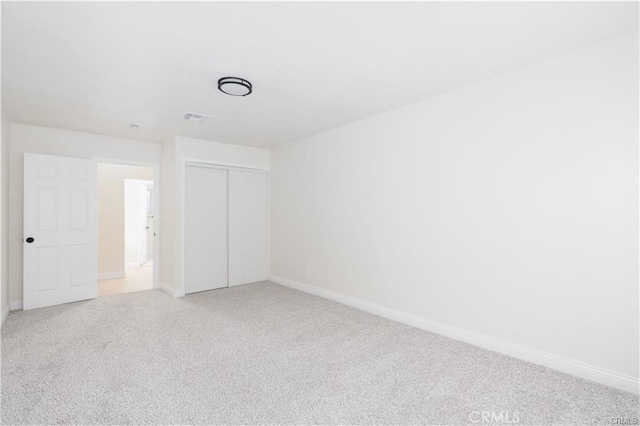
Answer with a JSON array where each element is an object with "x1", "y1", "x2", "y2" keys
[{"x1": 0, "y1": 1, "x2": 638, "y2": 425}]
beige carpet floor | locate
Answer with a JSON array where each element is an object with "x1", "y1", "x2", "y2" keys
[{"x1": 1, "y1": 281, "x2": 638, "y2": 425}]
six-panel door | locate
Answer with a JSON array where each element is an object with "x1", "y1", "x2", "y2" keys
[{"x1": 23, "y1": 153, "x2": 97, "y2": 310}]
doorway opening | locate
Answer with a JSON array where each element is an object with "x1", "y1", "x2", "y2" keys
[{"x1": 97, "y1": 163, "x2": 155, "y2": 297}]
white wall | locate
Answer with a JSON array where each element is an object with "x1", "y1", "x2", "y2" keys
[
  {"x1": 270, "y1": 33, "x2": 639, "y2": 388},
  {"x1": 1, "y1": 113, "x2": 9, "y2": 324},
  {"x1": 9, "y1": 124, "x2": 162, "y2": 304},
  {"x1": 160, "y1": 140, "x2": 177, "y2": 293},
  {"x1": 162, "y1": 136, "x2": 269, "y2": 295},
  {"x1": 98, "y1": 164, "x2": 153, "y2": 276},
  {"x1": 176, "y1": 136, "x2": 270, "y2": 171}
]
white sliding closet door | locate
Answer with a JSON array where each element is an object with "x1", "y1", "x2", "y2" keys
[
  {"x1": 228, "y1": 169, "x2": 268, "y2": 286},
  {"x1": 185, "y1": 166, "x2": 228, "y2": 294}
]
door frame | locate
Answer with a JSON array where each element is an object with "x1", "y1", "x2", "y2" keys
[
  {"x1": 94, "y1": 157, "x2": 161, "y2": 291},
  {"x1": 179, "y1": 158, "x2": 269, "y2": 297}
]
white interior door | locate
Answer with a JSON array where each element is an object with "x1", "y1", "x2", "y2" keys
[
  {"x1": 23, "y1": 153, "x2": 97, "y2": 310},
  {"x1": 185, "y1": 165, "x2": 228, "y2": 294},
  {"x1": 228, "y1": 169, "x2": 268, "y2": 286},
  {"x1": 146, "y1": 185, "x2": 153, "y2": 259},
  {"x1": 136, "y1": 188, "x2": 147, "y2": 266},
  {"x1": 134, "y1": 182, "x2": 148, "y2": 266},
  {"x1": 125, "y1": 180, "x2": 151, "y2": 267}
]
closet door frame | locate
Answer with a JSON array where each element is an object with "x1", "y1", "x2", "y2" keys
[{"x1": 178, "y1": 159, "x2": 269, "y2": 297}]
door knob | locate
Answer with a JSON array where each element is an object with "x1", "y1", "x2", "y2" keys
[{"x1": 26, "y1": 237, "x2": 34, "y2": 243}]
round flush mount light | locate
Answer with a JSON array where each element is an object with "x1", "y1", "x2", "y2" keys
[{"x1": 218, "y1": 77, "x2": 252, "y2": 97}]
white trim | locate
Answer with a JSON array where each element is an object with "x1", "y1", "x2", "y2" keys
[
  {"x1": 184, "y1": 161, "x2": 269, "y2": 173},
  {"x1": 94, "y1": 157, "x2": 161, "y2": 292},
  {"x1": 98, "y1": 271, "x2": 125, "y2": 280},
  {"x1": 269, "y1": 274, "x2": 639, "y2": 395},
  {"x1": 160, "y1": 281, "x2": 178, "y2": 297},
  {"x1": 178, "y1": 158, "x2": 270, "y2": 297},
  {"x1": 9, "y1": 300, "x2": 23, "y2": 311}
]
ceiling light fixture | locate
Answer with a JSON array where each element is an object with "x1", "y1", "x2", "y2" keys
[{"x1": 218, "y1": 77, "x2": 252, "y2": 97}]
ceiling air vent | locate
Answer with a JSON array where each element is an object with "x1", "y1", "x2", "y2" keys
[{"x1": 183, "y1": 112, "x2": 211, "y2": 122}]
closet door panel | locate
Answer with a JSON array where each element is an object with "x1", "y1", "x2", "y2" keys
[
  {"x1": 185, "y1": 166, "x2": 228, "y2": 294},
  {"x1": 228, "y1": 170, "x2": 268, "y2": 286}
]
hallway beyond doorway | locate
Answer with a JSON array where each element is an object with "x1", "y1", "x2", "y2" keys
[{"x1": 97, "y1": 162, "x2": 156, "y2": 297}]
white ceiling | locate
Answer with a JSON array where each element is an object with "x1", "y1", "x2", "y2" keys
[{"x1": 2, "y1": 2, "x2": 638, "y2": 148}]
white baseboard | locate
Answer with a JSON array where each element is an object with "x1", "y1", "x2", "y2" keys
[
  {"x1": 9, "y1": 300, "x2": 23, "y2": 311},
  {"x1": 98, "y1": 271, "x2": 125, "y2": 280},
  {"x1": 160, "y1": 281, "x2": 178, "y2": 297},
  {"x1": 269, "y1": 274, "x2": 639, "y2": 394}
]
